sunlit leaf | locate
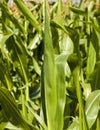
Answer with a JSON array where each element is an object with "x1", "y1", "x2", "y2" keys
[
  {"x1": 43, "y1": 0, "x2": 57, "y2": 129},
  {"x1": 14, "y1": 0, "x2": 41, "y2": 34},
  {"x1": 85, "y1": 90, "x2": 100, "y2": 129}
]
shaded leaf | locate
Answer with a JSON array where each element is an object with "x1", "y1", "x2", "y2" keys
[
  {"x1": 69, "y1": 6, "x2": 86, "y2": 16},
  {"x1": 0, "y1": 87, "x2": 34, "y2": 130},
  {"x1": 26, "y1": 102, "x2": 47, "y2": 130},
  {"x1": 5, "y1": 35, "x2": 29, "y2": 84}
]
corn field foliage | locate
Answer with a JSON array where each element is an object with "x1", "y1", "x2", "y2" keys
[{"x1": 0, "y1": 0, "x2": 100, "y2": 130}]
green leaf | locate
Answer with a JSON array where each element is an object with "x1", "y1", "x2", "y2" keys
[
  {"x1": 5, "y1": 35, "x2": 29, "y2": 84},
  {"x1": 85, "y1": 90, "x2": 100, "y2": 129},
  {"x1": 51, "y1": 26, "x2": 60, "y2": 54},
  {"x1": 69, "y1": 6, "x2": 86, "y2": 16},
  {"x1": 67, "y1": 118, "x2": 79, "y2": 130},
  {"x1": 60, "y1": 33, "x2": 74, "y2": 54},
  {"x1": 0, "y1": 87, "x2": 34, "y2": 130},
  {"x1": 43, "y1": 0, "x2": 57, "y2": 129},
  {"x1": 0, "y1": 60, "x2": 13, "y2": 90},
  {"x1": 51, "y1": 19, "x2": 69, "y2": 35},
  {"x1": 0, "y1": 2, "x2": 26, "y2": 34},
  {"x1": 28, "y1": 33, "x2": 41, "y2": 50},
  {"x1": 0, "y1": 33, "x2": 12, "y2": 60},
  {"x1": 5, "y1": 10, "x2": 26, "y2": 34},
  {"x1": 14, "y1": 0, "x2": 41, "y2": 34},
  {"x1": 88, "y1": 62, "x2": 100, "y2": 90},
  {"x1": 55, "y1": 54, "x2": 66, "y2": 130},
  {"x1": 86, "y1": 41, "x2": 96, "y2": 78},
  {"x1": 0, "y1": 34, "x2": 13, "y2": 90},
  {"x1": 32, "y1": 57, "x2": 41, "y2": 75},
  {"x1": 73, "y1": 66, "x2": 88, "y2": 130},
  {"x1": 26, "y1": 102, "x2": 47, "y2": 130},
  {"x1": 5, "y1": 122, "x2": 23, "y2": 130},
  {"x1": 0, "y1": 122, "x2": 8, "y2": 130},
  {"x1": 5, "y1": 35, "x2": 30, "y2": 103},
  {"x1": 86, "y1": 26, "x2": 98, "y2": 79}
]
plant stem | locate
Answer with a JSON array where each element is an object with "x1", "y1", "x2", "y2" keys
[{"x1": 73, "y1": 66, "x2": 88, "y2": 130}]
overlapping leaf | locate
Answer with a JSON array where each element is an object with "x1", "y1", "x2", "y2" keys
[
  {"x1": 43, "y1": 0, "x2": 57, "y2": 129},
  {"x1": 85, "y1": 90, "x2": 100, "y2": 129},
  {"x1": 0, "y1": 87, "x2": 35, "y2": 130}
]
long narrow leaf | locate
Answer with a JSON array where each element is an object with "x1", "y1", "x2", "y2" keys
[
  {"x1": 0, "y1": 61, "x2": 13, "y2": 91},
  {"x1": 26, "y1": 102, "x2": 47, "y2": 130},
  {"x1": 14, "y1": 0, "x2": 41, "y2": 34},
  {"x1": 43, "y1": 0, "x2": 57, "y2": 129},
  {"x1": 55, "y1": 55, "x2": 66, "y2": 130},
  {"x1": 85, "y1": 90, "x2": 100, "y2": 129},
  {"x1": 5, "y1": 35, "x2": 30, "y2": 103},
  {"x1": 0, "y1": 87, "x2": 35, "y2": 130},
  {"x1": 86, "y1": 41, "x2": 96, "y2": 78}
]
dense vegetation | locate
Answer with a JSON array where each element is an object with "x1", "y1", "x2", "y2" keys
[{"x1": 0, "y1": 0, "x2": 100, "y2": 130}]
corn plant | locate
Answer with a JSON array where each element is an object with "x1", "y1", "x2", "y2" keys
[{"x1": 0, "y1": 0, "x2": 100, "y2": 130}]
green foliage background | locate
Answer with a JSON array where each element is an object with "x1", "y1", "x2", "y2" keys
[{"x1": 0, "y1": 0, "x2": 100, "y2": 130}]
